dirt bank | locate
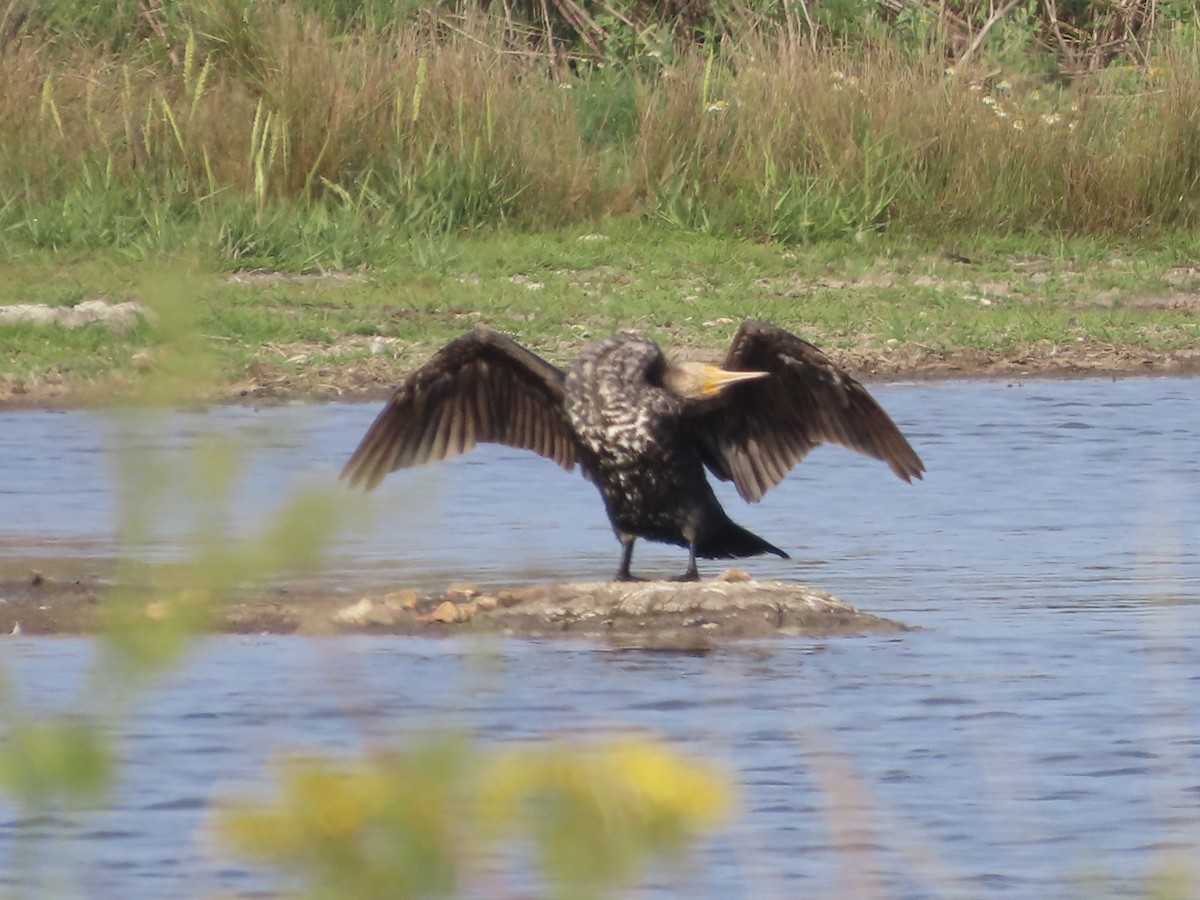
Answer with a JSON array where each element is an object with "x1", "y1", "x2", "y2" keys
[
  {"x1": 222, "y1": 340, "x2": 1200, "y2": 406},
  {"x1": 1, "y1": 338, "x2": 1198, "y2": 411}
]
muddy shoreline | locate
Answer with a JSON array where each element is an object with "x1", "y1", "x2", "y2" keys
[{"x1": 2, "y1": 339, "x2": 1199, "y2": 412}]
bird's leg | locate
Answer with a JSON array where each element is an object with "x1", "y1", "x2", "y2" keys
[
  {"x1": 674, "y1": 541, "x2": 701, "y2": 582},
  {"x1": 614, "y1": 534, "x2": 644, "y2": 582}
]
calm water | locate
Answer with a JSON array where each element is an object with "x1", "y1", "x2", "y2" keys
[{"x1": 1, "y1": 377, "x2": 1199, "y2": 898}]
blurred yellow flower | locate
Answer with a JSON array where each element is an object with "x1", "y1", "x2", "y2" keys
[
  {"x1": 218, "y1": 734, "x2": 735, "y2": 899},
  {"x1": 480, "y1": 736, "x2": 733, "y2": 834},
  {"x1": 605, "y1": 737, "x2": 732, "y2": 829},
  {"x1": 478, "y1": 735, "x2": 735, "y2": 895}
]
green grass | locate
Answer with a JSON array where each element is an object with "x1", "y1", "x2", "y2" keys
[
  {"x1": 1, "y1": 6, "x2": 1200, "y2": 271},
  {"x1": 0, "y1": 321, "x2": 149, "y2": 381},
  {"x1": 2, "y1": 223, "x2": 1197, "y2": 398}
]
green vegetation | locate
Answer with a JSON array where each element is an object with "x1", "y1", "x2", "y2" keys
[
  {"x1": 219, "y1": 735, "x2": 733, "y2": 899},
  {"x1": 1, "y1": 227, "x2": 1198, "y2": 400},
  {"x1": 1, "y1": 1, "x2": 1199, "y2": 266},
  {"x1": 0, "y1": 1, "x2": 1196, "y2": 397}
]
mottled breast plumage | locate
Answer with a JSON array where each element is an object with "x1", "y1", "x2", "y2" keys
[
  {"x1": 561, "y1": 333, "x2": 710, "y2": 548},
  {"x1": 563, "y1": 334, "x2": 681, "y2": 466}
]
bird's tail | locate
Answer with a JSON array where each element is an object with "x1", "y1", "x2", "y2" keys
[{"x1": 696, "y1": 517, "x2": 789, "y2": 560}]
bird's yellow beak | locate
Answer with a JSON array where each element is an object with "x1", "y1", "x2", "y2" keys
[{"x1": 700, "y1": 366, "x2": 769, "y2": 397}]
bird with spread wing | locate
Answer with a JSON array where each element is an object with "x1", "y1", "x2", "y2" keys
[{"x1": 342, "y1": 319, "x2": 924, "y2": 581}]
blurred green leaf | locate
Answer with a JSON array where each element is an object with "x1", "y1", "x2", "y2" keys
[{"x1": 0, "y1": 720, "x2": 113, "y2": 808}]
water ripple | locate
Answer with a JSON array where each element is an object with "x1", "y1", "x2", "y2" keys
[{"x1": 0, "y1": 378, "x2": 1198, "y2": 896}]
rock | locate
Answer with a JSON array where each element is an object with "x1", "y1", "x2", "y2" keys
[
  {"x1": 0, "y1": 571, "x2": 911, "y2": 642},
  {"x1": 382, "y1": 589, "x2": 420, "y2": 610},
  {"x1": 0, "y1": 300, "x2": 154, "y2": 335},
  {"x1": 332, "y1": 596, "x2": 418, "y2": 627},
  {"x1": 715, "y1": 567, "x2": 751, "y2": 583},
  {"x1": 445, "y1": 583, "x2": 481, "y2": 602},
  {"x1": 498, "y1": 587, "x2": 541, "y2": 607},
  {"x1": 474, "y1": 595, "x2": 499, "y2": 612},
  {"x1": 334, "y1": 597, "x2": 377, "y2": 626},
  {"x1": 324, "y1": 579, "x2": 909, "y2": 641},
  {"x1": 422, "y1": 600, "x2": 476, "y2": 624},
  {"x1": 407, "y1": 579, "x2": 911, "y2": 642}
]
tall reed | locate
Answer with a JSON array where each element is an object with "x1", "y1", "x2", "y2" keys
[{"x1": 0, "y1": 4, "x2": 1197, "y2": 266}]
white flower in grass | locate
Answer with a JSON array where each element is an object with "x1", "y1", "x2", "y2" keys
[
  {"x1": 982, "y1": 95, "x2": 997, "y2": 107},
  {"x1": 1041, "y1": 113, "x2": 1062, "y2": 126},
  {"x1": 1012, "y1": 118, "x2": 1025, "y2": 130},
  {"x1": 996, "y1": 79, "x2": 1012, "y2": 92},
  {"x1": 705, "y1": 100, "x2": 727, "y2": 113}
]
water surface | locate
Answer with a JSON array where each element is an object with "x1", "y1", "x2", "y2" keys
[{"x1": 1, "y1": 377, "x2": 1198, "y2": 897}]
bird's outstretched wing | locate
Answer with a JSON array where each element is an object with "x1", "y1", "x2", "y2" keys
[
  {"x1": 341, "y1": 328, "x2": 577, "y2": 490},
  {"x1": 693, "y1": 319, "x2": 925, "y2": 502}
]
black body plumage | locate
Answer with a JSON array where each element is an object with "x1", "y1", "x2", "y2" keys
[
  {"x1": 341, "y1": 320, "x2": 925, "y2": 581},
  {"x1": 563, "y1": 334, "x2": 787, "y2": 573}
]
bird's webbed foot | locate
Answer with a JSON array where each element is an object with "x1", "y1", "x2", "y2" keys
[
  {"x1": 614, "y1": 535, "x2": 644, "y2": 583},
  {"x1": 672, "y1": 544, "x2": 701, "y2": 582}
]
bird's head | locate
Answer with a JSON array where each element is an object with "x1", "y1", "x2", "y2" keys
[{"x1": 663, "y1": 360, "x2": 769, "y2": 400}]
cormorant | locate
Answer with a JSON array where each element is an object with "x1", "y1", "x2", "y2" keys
[{"x1": 341, "y1": 319, "x2": 924, "y2": 581}]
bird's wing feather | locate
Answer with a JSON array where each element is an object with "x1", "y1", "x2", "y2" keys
[
  {"x1": 341, "y1": 329, "x2": 577, "y2": 490},
  {"x1": 694, "y1": 319, "x2": 925, "y2": 502}
]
